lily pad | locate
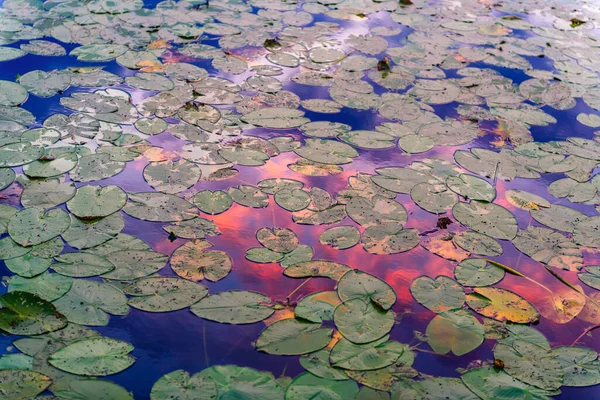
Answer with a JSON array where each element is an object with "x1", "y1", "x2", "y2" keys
[
  {"x1": 48, "y1": 338, "x2": 135, "y2": 376},
  {"x1": 125, "y1": 277, "x2": 208, "y2": 312},
  {"x1": 466, "y1": 287, "x2": 540, "y2": 323},
  {"x1": 190, "y1": 290, "x2": 274, "y2": 324},
  {"x1": 67, "y1": 185, "x2": 127, "y2": 219},
  {"x1": 410, "y1": 276, "x2": 465, "y2": 313},
  {"x1": 255, "y1": 318, "x2": 333, "y2": 355},
  {"x1": 171, "y1": 239, "x2": 232, "y2": 282},
  {"x1": 8, "y1": 207, "x2": 70, "y2": 247},
  {"x1": 333, "y1": 298, "x2": 395, "y2": 344},
  {"x1": 0, "y1": 291, "x2": 67, "y2": 335},
  {"x1": 150, "y1": 370, "x2": 218, "y2": 400},
  {"x1": 425, "y1": 310, "x2": 484, "y2": 356}
]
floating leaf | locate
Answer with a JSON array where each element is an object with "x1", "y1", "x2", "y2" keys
[
  {"x1": 190, "y1": 290, "x2": 274, "y2": 324},
  {"x1": 0, "y1": 291, "x2": 67, "y2": 335},
  {"x1": 198, "y1": 365, "x2": 284, "y2": 399},
  {"x1": 467, "y1": 287, "x2": 540, "y2": 323},
  {"x1": 333, "y1": 299, "x2": 395, "y2": 344},
  {"x1": 67, "y1": 185, "x2": 127, "y2": 219},
  {"x1": 255, "y1": 318, "x2": 333, "y2": 355},
  {"x1": 124, "y1": 192, "x2": 197, "y2": 222},
  {"x1": 410, "y1": 276, "x2": 465, "y2": 313},
  {"x1": 286, "y1": 373, "x2": 358, "y2": 400},
  {"x1": 426, "y1": 310, "x2": 484, "y2": 356},
  {"x1": 125, "y1": 277, "x2": 208, "y2": 312},
  {"x1": 453, "y1": 201, "x2": 518, "y2": 240},
  {"x1": 454, "y1": 258, "x2": 505, "y2": 287},
  {"x1": 48, "y1": 338, "x2": 135, "y2": 376},
  {"x1": 150, "y1": 370, "x2": 217, "y2": 400},
  {"x1": 0, "y1": 370, "x2": 51, "y2": 399},
  {"x1": 171, "y1": 240, "x2": 232, "y2": 282}
]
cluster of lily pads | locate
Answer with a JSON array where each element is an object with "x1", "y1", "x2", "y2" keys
[{"x1": 1, "y1": 0, "x2": 600, "y2": 397}]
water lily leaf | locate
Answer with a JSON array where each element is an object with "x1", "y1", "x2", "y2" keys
[
  {"x1": 513, "y1": 226, "x2": 582, "y2": 271},
  {"x1": 8, "y1": 272, "x2": 72, "y2": 302},
  {"x1": 299, "y1": 349, "x2": 349, "y2": 380},
  {"x1": 553, "y1": 346, "x2": 600, "y2": 387},
  {"x1": 346, "y1": 195, "x2": 407, "y2": 229},
  {"x1": 126, "y1": 73, "x2": 174, "y2": 91},
  {"x1": 246, "y1": 247, "x2": 284, "y2": 263},
  {"x1": 284, "y1": 260, "x2": 352, "y2": 280},
  {"x1": 218, "y1": 147, "x2": 269, "y2": 167},
  {"x1": 0, "y1": 46, "x2": 25, "y2": 62},
  {"x1": 274, "y1": 189, "x2": 311, "y2": 211},
  {"x1": 53, "y1": 279, "x2": 128, "y2": 326},
  {"x1": 242, "y1": 107, "x2": 309, "y2": 129},
  {"x1": 398, "y1": 134, "x2": 435, "y2": 154},
  {"x1": 286, "y1": 373, "x2": 358, "y2": 400},
  {"x1": 22, "y1": 153, "x2": 78, "y2": 178},
  {"x1": 426, "y1": 309, "x2": 484, "y2": 356},
  {"x1": 293, "y1": 205, "x2": 347, "y2": 225},
  {"x1": 538, "y1": 285, "x2": 585, "y2": 324},
  {"x1": 330, "y1": 335, "x2": 405, "y2": 371},
  {"x1": 0, "y1": 291, "x2": 67, "y2": 335},
  {"x1": 48, "y1": 338, "x2": 135, "y2": 376},
  {"x1": 143, "y1": 160, "x2": 201, "y2": 194},
  {"x1": 337, "y1": 270, "x2": 396, "y2": 310},
  {"x1": 8, "y1": 207, "x2": 70, "y2": 247},
  {"x1": 103, "y1": 250, "x2": 167, "y2": 281},
  {"x1": 0, "y1": 370, "x2": 51, "y2": 399},
  {"x1": 0, "y1": 142, "x2": 43, "y2": 167},
  {"x1": 288, "y1": 158, "x2": 343, "y2": 176},
  {"x1": 61, "y1": 213, "x2": 125, "y2": 250},
  {"x1": 256, "y1": 318, "x2": 333, "y2": 355},
  {"x1": 0, "y1": 353, "x2": 33, "y2": 370},
  {"x1": 319, "y1": 226, "x2": 360, "y2": 250},
  {"x1": 446, "y1": 174, "x2": 496, "y2": 202},
  {"x1": 124, "y1": 192, "x2": 197, "y2": 222},
  {"x1": 493, "y1": 340, "x2": 563, "y2": 391},
  {"x1": 20, "y1": 180, "x2": 76, "y2": 208},
  {"x1": 0, "y1": 167, "x2": 15, "y2": 191},
  {"x1": 334, "y1": 298, "x2": 395, "y2": 344},
  {"x1": 453, "y1": 201, "x2": 518, "y2": 240},
  {"x1": 227, "y1": 185, "x2": 269, "y2": 208},
  {"x1": 467, "y1": 287, "x2": 540, "y2": 323},
  {"x1": 53, "y1": 379, "x2": 134, "y2": 400},
  {"x1": 70, "y1": 154, "x2": 125, "y2": 182},
  {"x1": 573, "y1": 216, "x2": 600, "y2": 249},
  {"x1": 346, "y1": 357, "x2": 417, "y2": 391},
  {"x1": 171, "y1": 239, "x2": 232, "y2": 282},
  {"x1": 198, "y1": 365, "x2": 284, "y2": 399},
  {"x1": 295, "y1": 291, "x2": 340, "y2": 323},
  {"x1": 70, "y1": 44, "x2": 129, "y2": 62},
  {"x1": 295, "y1": 139, "x2": 359, "y2": 165},
  {"x1": 163, "y1": 217, "x2": 220, "y2": 240},
  {"x1": 0, "y1": 80, "x2": 28, "y2": 106},
  {"x1": 5, "y1": 252, "x2": 52, "y2": 277},
  {"x1": 21, "y1": 40, "x2": 66, "y2": 56},
  {"x1": 410, "y1": 275, "x2": 465, "y2": 313},
  {"x1": 454, "y1": 231, "x2": 503, "y2": 256},
  {"x1": 338, "y1": 130, "x2": 395, "y2": 150},
  {"x1": 67, "y1": 185, "x2": 127, "y2": 219},
  {"x1": 19, "y1": 70, "x2": 71, "y2": 98},
  {"x1": 505, "y1": 189, "x2": 549, "y2": 210},
  {"x1": 190, "y1": 290, "x2": 274, "y2": 324},
  {"x1": 462, "y1": 366, "x2": 554, "y2": 400},
  {"x1": 150, "y1": 370, "x2": 217, "y2": 400},
  {"x1": 362, "y1": 226, "x2": 420, "y2": 255},
  {"x1": 455, "y1": 258, "x2": 505, "y2": 287},
  {"x1": 578, "y1": 266, "x2": 600, "y2": 290},
  {"x1": 416, "y1": 377, "x2": 479, "y2": 400},
  {"x1": 53, "y1": 253, "x2": 116, "y2": 278},
  {"x1": 257, "y1": 227, "x2": 298, "y2": 253},
  {"x1": 411, "y1": 183, "x2": 457, "y2": 214},
  {"x1": 193, "y1": 190, "x2": 232, "y2": 215},
  {"x1": 530, "y1": 204, "x2": 587, "y2": 233},
  {"x1": 124, "y1": 277, "x2": 208, "y2": 312}
]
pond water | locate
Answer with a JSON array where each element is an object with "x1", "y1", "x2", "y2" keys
[{"x1": 1, "y1": 0, "x2": 600, "y2": 398}]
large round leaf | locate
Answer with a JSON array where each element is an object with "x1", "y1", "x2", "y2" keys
[
  {"x1": 171, "y1": 240, "x2": 232, "y2": 282},
  {"x1": 255, "y1": 318, "x2": 333, "y2": 355},
  {"x1": 333, "y1": 299, "x2": 395, "y2": 344},
  {"x1": 150, "y1": 370, "x2": 218, "y2": 400},
  {"x1": 193, "y1": 190, "x2": 232, "y2": 215},
  {"x1": 330, "y1": 335, "x2": 406, "y2": 371},
  {"x1": 8, "y1": 207, "x2": 70, "y2": 246},
  {"x1": 7, "y1": 272, "x2": 72, "y2": 302},
  {"x1": 410, "y1": 275, "x2": 465, "y2": 313},
  {"x1": 0, "y1": 291, "x2": 67, "y2": 335},
  {"x1": 425, "y1": 310, "x2": 484, "y2": 356},
  {"x1": 454, "y1": 258, "x2": 505, "y2": 287},
  {"x1": 452, "y1": 201, "x2": 518, "y2": 240},
  {"x1": 48, "y1": 338, "x2": 135, "y2": 376},
  {"x1": 337, "y1": 270, "x2": 396, "y2": 310},
  {"x1": 123, "y1": 192, "x2": 197, "y2": 222},
  {"x1": 53, "y1": 252, "x2": 116, "y2": 277},
  {"x1": 67, "y1": 185, "x2": 127, "y2": 219},
  {"x1": 198, "y1": 365, "x2": 284, "y2": 400},
  {"x1": 462, "y1": 366, "x2": 555, "y2": 400},
  {"x1": 143, "y1": 160, "x2": 200, "y2": 194},
  {"x1": 286, "y1": 373, "x2": 358, "y2": 400},
  {"x1": 190, "y1": 290, "x2": 274, "y2": 324},
  {"x1": 61, "y1": 213, "x2": 125, "y2": 250},
  {"x1": 0, "y1": 370, "x2": 51, "y2": 399},
  {"x1": 125, "y1": 277, "x2": 208, "y2": 312},
  {"x1": 466, "y1": 287, "x2": 539, "y2": 323}
]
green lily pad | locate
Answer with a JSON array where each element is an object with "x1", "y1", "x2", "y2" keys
[
  {"x1": 454, "y1": 231, "x2": 503, "y2": 256},
  {"x1": 299, "y1": 349, "x2": 349, "y2": 380},
  {"x1": 461, "y1": 366, "x2": 555, "y2": 400},
  {"x1": 0, "y1": 142, "x2": 43, "y2": 167},
  {"x1": 256, "y1": 318, "x2": 333, "y2": 355},
  {"x1": 446, "y1": 174, "x2": 496, "y2": 202},
  {"x1": 493, "y1": 340, "x2": 563, "y2": 391},
  {"x1": 193, "y1": 190, "x2": 233, "y2": 215},
  {"x1": 242, "y1": 107, "x2": 309, "y2": 128},
  {"x1": 0, "y1": 291, "x2": 67, "y2": 335},
  {"x1": 8, "y1": 272, "x2": 72, "y2": 302},
  {"x1": 53, "y1": 279, "x2": 129, "y2": 326},
  {"x1": 124, "y1": 192, "x2": 197, "y2": 222},
  {"x1": 227, "y1": 185, "x2": 269, "y2": 208},
  {"x1": 0, "y1": 370, "x2": 51, "y2": 399},
  {"x1": 286, "y1": 373, "x2": 358, "y2": 400},
  {"x1": 171, "y1": 239, "x2": 232, "y2": 282},
  {"x1": 198, "y1": 365, "x2": 284, "y2": 400},
  {"x1": 295, "y1": 291, "x2": 341, "y2": 323},
  {"x1": 124, "y1": 277, "x2": 208, "y2": 312},
  {"x1": 5, "y1": 253, "x2": 53, "y2": 277},
  {"x1": 54, "y1": 379, "x2": 134, "y2": 400},
  {"x1": 337, "y1": 270, "x2": 396, "y2": 310},
  {"x1": 466, "y1": 287, "x2": 540, "y2": 323},
  {"x1": 333, "y1": 298, "x2": 395, "y2": 344},
  {"x1": 410, "y1": 275, "x2": 465, "y2": 313},
  {"x1": 426, "y1": 309, "x2": 484, "y2": 356},
  {"x1": 48, "y1": 338, "x2": 135, "y2": 376},
  {"x1": 61, "y1": 213, "x2": 125, "y2": 250},
  {"x1": 246, "y1": 247, "x2": 284, "y2": 263},
  {"x1": 67, "y1": 185, "x2": 127, "y2": 219},
  {"x1": 143, "y1": 160, "x2": 201, "y2": 194},
  {"x1": 70, "y1": 154, "x2": 125, "y2": 182},
  {"x1": 295, "y1": 139, "x2": 359, "y2": 165},
  {"x1": 163, "y1": 217, "x2": 220, "y2": 240},
  {"x1": 453, "y1": 201, "x2": 518, "y2": 240},
  {"x1": 150, "y1": 370, "x2": 217, "y2": 400},
  {"x1": 553, "y1": 346, "x2": 600, "y2": 387},
  {"x1": 53, "y1": 252, "x2": 116, "y2": 278},
  {"x1": 362, "y1": 226, "x2": 420, "y2": 255},
  {"x1": 454, "y1": 258, "x2": 505, "y2": 287},
  {"x1": 0, "y1": 80, "x2": 28, "y2": 106},
  {"x1": 190, "y1": 290, "x2": 274, "y2": 324},
  {"x1": 319, "y1": 226, "x2": 360, "y2": 250},
  {"x1": 20, "y1": 180, "x2": 76, "y2": 208},
  {"x1": 257, "y1": 227, "x2": 298, "y2": 253},
  {"x1": 284, "y1": 260, "x2": 352, "y2": 280},
  {"x1": 330, "y1": 335, "x2": 405, "y2": 371},
  {"x1": 103, "y1": 250, "x2": 168, "y2": 281},
  {"x1": 8, "y1": 207, "x2": 70, "y2": 247}
]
